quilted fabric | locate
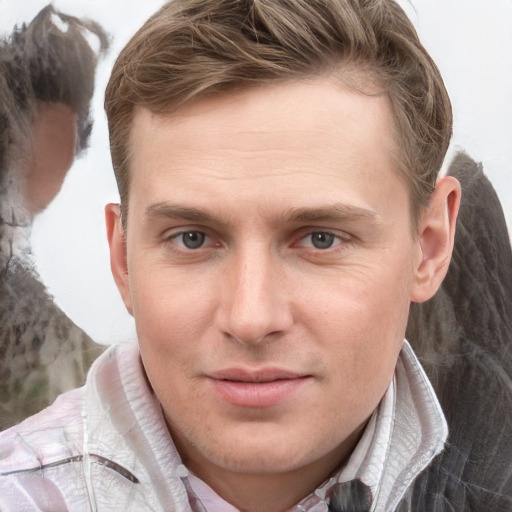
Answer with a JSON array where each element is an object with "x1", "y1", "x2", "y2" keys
[{"x1": 403, "y1": 152, "x2": 512, "y2": 511}]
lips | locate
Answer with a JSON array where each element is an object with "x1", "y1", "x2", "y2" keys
[{"x1": 207, "y1": 368, "x2": 311, "y2": 408}]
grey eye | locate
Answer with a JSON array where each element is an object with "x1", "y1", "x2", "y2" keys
[
  {"x1": 310, "y1": 232, "x2": 335, "y2": 249},
  {"x1": 180, "y1": 231, "x2": 205, "y2": 249}
]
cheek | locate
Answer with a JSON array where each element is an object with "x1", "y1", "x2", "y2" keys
[
  {"x1": 130, "y1": 268, "x2": 215, "y2": 352},
  {"x1": 300, "y1": 254, "x2": 412, "y2": 334},
  {"x1": 131, "y1": 273, "x2": 207, "y2": 403},
  {"x1": 299, "y1": 257, "x2": 412, "y2": 389}
]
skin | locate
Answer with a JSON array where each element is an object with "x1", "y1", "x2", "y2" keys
[
  {"x1": 106, "y1": 80, "x2": 460, "y2": 512},
  {"x1": 23, "y1": 102, "x2": 77, "y2": 215}
]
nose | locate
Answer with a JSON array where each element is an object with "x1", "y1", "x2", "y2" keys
[{"x1": 215, "y1": 249, "x2": 293, "y2": 345}]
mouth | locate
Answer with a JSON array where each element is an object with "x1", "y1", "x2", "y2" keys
[{"x1": 207, "y1": 369, "x2": 312, "y2": 408}]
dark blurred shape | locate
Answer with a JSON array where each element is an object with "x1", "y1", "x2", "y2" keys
[
  {"x1": 329, "y1": 479, "x2": 372, "y2": 512},
  {"x1": 0, "y1": 5, "x2": 109, "y2": 167},
  {"x1": 401, "y1": 152, "x2": 512, "y2": 510},
  {"x1": 0, "y1": 6, "x2": 108, "y2": 429}
]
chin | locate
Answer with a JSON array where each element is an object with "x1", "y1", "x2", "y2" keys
[
  {"x1": 194, "y1": 422, "x2": 341, "y2": 475},
  {"x1": 212, "y1": 444, "x2": 308, "y2": 474}
]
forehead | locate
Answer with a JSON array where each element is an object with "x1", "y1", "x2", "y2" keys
[
  {"x1": 131, "y1": 79, "x2": 395, "y2": 151},
  {"x1": 127, "y1": 80, "x2": 407, "y2": 224}
]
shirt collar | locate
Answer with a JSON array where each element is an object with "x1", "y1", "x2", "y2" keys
[{"x1": 182, "y1": 340, "x2": 447, "y2": 512}]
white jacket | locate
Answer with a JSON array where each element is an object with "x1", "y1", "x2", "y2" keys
[{"x1": 0, "y1": 341, "x2": 447, "y2": 512}]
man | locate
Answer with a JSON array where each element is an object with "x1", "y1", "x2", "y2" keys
[{"x1": 0, "y1": 1, "x2": 461, "y2": 510}]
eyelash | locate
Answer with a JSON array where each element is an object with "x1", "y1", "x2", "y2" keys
[
  {"x1": 296, "y1": 231, "x2": 347, "y2": 250},
  {"x1": 166, "y1": 230, "x2": 216, "y2": 250},
  {"x1": 163, "y1": 228, "x2": 351, "y2": 255}
]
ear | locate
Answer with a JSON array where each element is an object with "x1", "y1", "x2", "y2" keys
[
  {"x1": 105, "y1": 203, "x2": 133, "y2": 315},
  {"x1": 410, "y1": 176, "x2": 461, "y2": 303}
]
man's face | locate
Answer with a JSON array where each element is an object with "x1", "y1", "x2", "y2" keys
[{"x1": 114, "y1": 81, "x2": 423, "y2": 481}]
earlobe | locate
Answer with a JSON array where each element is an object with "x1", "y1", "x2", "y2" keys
[
  {"x1": 410, "y1": 176, "x2": 461, "y2": 303},
  {"x1": 105, "y1": 203, "x2": 133, "y2": 315}
]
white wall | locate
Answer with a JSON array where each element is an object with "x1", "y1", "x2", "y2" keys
[{"x1": 1, "y1": 0, "x2": 511, "y2": 344}]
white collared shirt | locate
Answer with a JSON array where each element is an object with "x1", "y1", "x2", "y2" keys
[
  {"x1": 181, "y1": 341, "x2": 447, "y2": 512},
  {"x1": 0, "y1": 340, "x2": 446, "y2": 512}
]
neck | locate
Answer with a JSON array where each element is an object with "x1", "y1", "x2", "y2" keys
[{"x1": 175, "y1": 425, "x2": 365, "y2": 512}]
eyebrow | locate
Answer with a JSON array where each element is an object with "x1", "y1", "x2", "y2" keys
[
  {"x1": 145, "y1": 203, "x2": 229, "y2": 225},
  {"x1": 145, "y1": 202, "x2": 379, "y2": 226},
  {"x1": 281, "y1": 204, "x2": 380, "y2": 224}
]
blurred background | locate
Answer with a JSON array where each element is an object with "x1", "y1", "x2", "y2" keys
[{"x1": 1, "y1": 0, "x2": 511, "y2": 345}]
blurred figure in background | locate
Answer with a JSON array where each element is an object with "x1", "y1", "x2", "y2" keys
[{"x1": 0, "y1": 5, "x2": 107, "y2": 429}]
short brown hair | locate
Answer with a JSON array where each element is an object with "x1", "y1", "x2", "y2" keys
[{"x1": 105, "y1": 0, "x2": 452, "y2": 227}]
